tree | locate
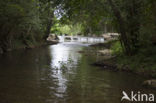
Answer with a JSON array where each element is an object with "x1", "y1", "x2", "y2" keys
[
  {"x1": 0, "y1": 0, "x2": 61, "y2": 52},
  {"x1": 59, "y1": 0, "x2": 155, "y2": 55}
]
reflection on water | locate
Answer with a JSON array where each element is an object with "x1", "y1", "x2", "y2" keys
[
  {"x1": 50, "y1": 42, "x2": 82, "y2": 98},
  {"x1": 50, "y1": 42, "x2": 82, "y2": 68},
  {"x1": 0, "y1": 41, "x2": 156, "y2": 103}
]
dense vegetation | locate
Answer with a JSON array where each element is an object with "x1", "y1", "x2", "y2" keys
[
  {"x1": 0, "y1": 0, "x2": 156, "y2": 57},
  {"x1": 59, "y1": 0, "x2": 156, "y2": 55},
  {"x1": 57, "y1": 0, "x2": 156, "y2": 75},
  {"x1": 51, "y1": 22, "x2": 83, "y2": 35},
  {"x1": 0, "y1": 0, "x2": 60, "y2": 53},
  {"x1": 110, "y1": 40, "x2": 156, "y2": 76}
]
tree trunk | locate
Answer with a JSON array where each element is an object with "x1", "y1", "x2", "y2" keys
[
  {"x1": 107, "y1": 0, "x2": 133, "y2": 55},
  {"x1": 44, "y1": 17, "x2": 53, "y2": 40},
  {"x1": 44, "y1": 2, "x2": 54, "y2": 40}
]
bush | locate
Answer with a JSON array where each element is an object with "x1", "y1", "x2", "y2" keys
[{"x1": 111, "y1": 41, "x2": 123, "y2": 55}]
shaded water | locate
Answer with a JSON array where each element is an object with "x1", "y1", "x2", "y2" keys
[{"x1": 0, "y1": 41, "x2": 155, "y2": 103}]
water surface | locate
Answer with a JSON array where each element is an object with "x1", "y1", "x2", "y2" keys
[{"x1": 0, "y1": 41, "x2": 155, "y2": 103}]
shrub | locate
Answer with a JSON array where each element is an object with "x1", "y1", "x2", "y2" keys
[{"x1": 111, "y1": 41, "x2": 123, "y2": 55}]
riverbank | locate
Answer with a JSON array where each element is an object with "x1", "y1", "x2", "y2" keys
[
  {"x1": 0, "y1": 40, "x2": 58, "y2": 54},
  {"x1": 91, "y1": 40, "x2": 156, "y2": 78}
]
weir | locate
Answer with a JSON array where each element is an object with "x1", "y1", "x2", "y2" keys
[{"x1": 58, "y1": 36, "x2": 104, "y2": 43}]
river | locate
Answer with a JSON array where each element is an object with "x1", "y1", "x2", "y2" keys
[{"x1": 0, "y1": 40, "x2": 155, "y2": 103}]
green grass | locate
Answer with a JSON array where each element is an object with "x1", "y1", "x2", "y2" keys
[
  {"x1": 110, "y1": 40, "x2": 123, "y2": 55},
  {"x1": 110, "y1": 40, "x2": 156, "y2": 76}
]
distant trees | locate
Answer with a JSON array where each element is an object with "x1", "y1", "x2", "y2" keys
[
  {"x1": 52, "y1": 23, "x2": 83, "y2": 35},
  {"x1": 60, "y1": 0, "x2": 156, "y2": 55},
  {"x1": 0, "y1": 0, "x2": 155, "y2": 55}
]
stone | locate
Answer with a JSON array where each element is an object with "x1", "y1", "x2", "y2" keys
[
  {"x1": 46, "y1": 34, "x2": 59, "y2": 45},
  {"x1": 47, "y1": 34, "x2": 59, "y2": 41},
  {"x1": 102, "y1": 33, "x2": 119, "y2": 41},
  {"x1": 143, "y1": 80, "x2": 156, "y2": 88}
]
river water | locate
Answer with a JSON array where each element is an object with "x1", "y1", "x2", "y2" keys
[{"x1": 0, "y1": 40, "x2": 155, "y2": 103}]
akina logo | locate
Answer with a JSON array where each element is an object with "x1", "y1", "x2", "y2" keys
[{"x1": 121, "y1": 91, "x2": 154, "y2": 102}]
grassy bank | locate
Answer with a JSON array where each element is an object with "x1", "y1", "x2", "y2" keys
[
  {"x1": 110, "y1": 40, "x2": 156, "y2": 77},
  {"x1": 92, "y1": 40, "x2": 156, "y2": 77}
]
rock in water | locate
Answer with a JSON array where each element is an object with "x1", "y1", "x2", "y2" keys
[
  {"x1": 47, "y1": 34, "x2": 59, "y2": 41},
  {"x1": 143, "y1": 80, "x2": 156, "y2": 88},
  {"x1": 46, "y1": 34, "x2": 59, "y2": 45},
  {"x1": 102, "y1": 33, "x2": 119, "y2": 41}
]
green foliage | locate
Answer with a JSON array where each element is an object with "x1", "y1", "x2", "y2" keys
[
  {"x1": 59, "y1": 0, "x2": 156, "y2": 55},
  {"x1": 111, "y1": 40, "x2": 123, "y2": 55},
  {"x1": 0, "y1": 0, "x2": 156, "y2": 56},
  {"x1": 107, "y1": 39, "x2": 156, "y2": 75},
  {"x1": 114, "y1": 43, "x2": 156, "y2": 75},
  {"x1": 51, "y1": 21, "x2": 83, "y2": 35},
  {"x1": 60, "y1": 0, "x2": 115, "y2": 35},
  {"x1": 0, "y1": 0, "x2": 60, "y2": 51},
  {"x1": 139, "y1": 0, "x2": 156, "y2": 46}
]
